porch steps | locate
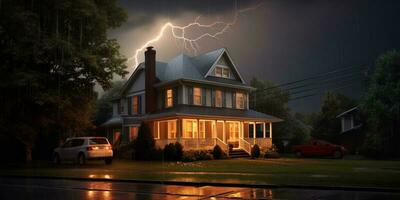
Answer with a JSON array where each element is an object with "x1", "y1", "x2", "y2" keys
[{"x1": 229, "y1": 149, "x2": 250, "y2": 159}]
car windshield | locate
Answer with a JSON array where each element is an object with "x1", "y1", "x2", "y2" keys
[{"x1": 89, "y1": 138, "x2": 108, "y2": 145}]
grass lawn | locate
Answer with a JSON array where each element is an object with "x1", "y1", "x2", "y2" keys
[{"x1": 1, "y1": 157, "x2": 400, "y2": 189}]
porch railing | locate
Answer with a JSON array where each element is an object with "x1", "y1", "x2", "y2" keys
[
  {"x1": 239, "y1": 137, "x2": 252, "y2": 155},
  {"x1": 215, "y1": 137, "x2": 229, "y2": 155}
]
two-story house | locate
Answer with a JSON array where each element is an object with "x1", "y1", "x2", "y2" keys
[{"x1": 102, "y1": 47, "x2": 282, "y2": 154}]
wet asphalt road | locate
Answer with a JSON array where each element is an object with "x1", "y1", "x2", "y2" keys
[{"x1": 0, "y1": 177, "x2": 399, "y2": 200}]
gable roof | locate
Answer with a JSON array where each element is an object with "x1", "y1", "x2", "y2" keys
[
  {"x1": 336, "y1": 107, "x2": 358, "y2": 118},
  {"x1": 118, "y1": 48, "x2": 249, "y2": 97}
]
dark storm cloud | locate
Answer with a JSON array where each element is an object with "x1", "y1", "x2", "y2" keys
[
  {"x1": 112, "y1": 0, "x2": 400, "y2": 113},
  {"x1": 119, "y1": 0, "x2": 260, "y2": 28}
]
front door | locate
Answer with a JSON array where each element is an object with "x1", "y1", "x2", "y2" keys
[{"x1": 227, "y1": 122, "x2": 239, "y2": 148}]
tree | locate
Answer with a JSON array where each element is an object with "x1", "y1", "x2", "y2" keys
[
  {"x1": 311, "y1": 91, "x2": 356, "y2": 143},
  {"x1": 133, "y1": 122, "x2": 157, "y2": 160},
  {"x1": 0, "y1": 0, "x2": 127, "y2": 161},
  {"x1": 249, "y1": 78, "x2": 310, "y2": 151},
  {"x1": 362, "y1": 50, "x2": 400, "y2": 157}
]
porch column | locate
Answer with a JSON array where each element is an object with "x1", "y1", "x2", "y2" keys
[
  {"x1": 263, "y1": 122, "x2": 266, "y2": 138},
  {"x1": 253, "y1": 122, "x2": 256, "y2": 144},
  {"x1": 269, "y1": 122, "x2": 272, "y2": 138},
  {"x1": 177, "y1": 119, "x2": 181, "y2": 143},
  {"x1": 223, "y1": 121, "x2": 226, "y2": 143}
]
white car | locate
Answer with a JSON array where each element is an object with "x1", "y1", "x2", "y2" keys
[{"x1": 53, "y1": 137, "x2": 113, "y2": 165}]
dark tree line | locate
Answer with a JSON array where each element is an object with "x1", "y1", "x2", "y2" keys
[{"x1": 0, "y1": 0, "x2": 127, "y2": 161}]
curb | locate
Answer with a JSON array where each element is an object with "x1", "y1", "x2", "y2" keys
[{"x1": 1, "y1": 175, "x2": 400, "y2": 193}]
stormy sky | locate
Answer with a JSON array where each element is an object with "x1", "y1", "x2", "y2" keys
[{"x1": 108, "y1": 0, "x2": 400, "y2": 113}]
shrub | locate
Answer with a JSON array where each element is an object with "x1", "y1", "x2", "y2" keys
[
  {"x1": 175, "y1": 142, "x2": 184, "y2": 161},
  {"x1": 113, "y1": 142, "x2": 134, "y2": 159},
  {"x1": 213, "y1": 145, "x2": 224, "y2": 159},
  {"x1": 251, "y1": 144, "x2": 260, "y2": 158},
  {"x1": 133, "y1": 122, "x2": 156, "y2": 160},
  {"x1": 163, "y1": 143, "x2": 176, "y2": 161},
  {"x1": 182, "y1": 150, "x2": 213, "y2": 162}
]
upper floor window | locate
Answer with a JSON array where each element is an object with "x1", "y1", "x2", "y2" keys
[
  {"x1": 193, "y1": 87, "x2": 202, "y2": 105},
  {"x1": 132, "y1": 96, "x2": 138, "y2": 114},
  {"x1": 118, "y1": 100, "x2": 124, "y2": 114},
  {"x1": 166, "y1": 89, "x2": 173, "y2": 108},
  {"x1": 236, "y1": 92, "x2": 245, "y2": 109},
  {"x1": 215, "y1": 66, "x2": 230, "y2": 78},
  {"x1": 215, "y1": 90, "x2": 222, "y2": 107}
]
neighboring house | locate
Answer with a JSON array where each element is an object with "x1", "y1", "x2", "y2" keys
[
  {"x1": 336, "y1": 107, "x2": 364, "y2": 154},
  {"x1": 102, "y1": 47, "x2": 282, "y2": 154}
]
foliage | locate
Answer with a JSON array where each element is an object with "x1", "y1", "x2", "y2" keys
[
  {"x1": 249, "y1": 78, "x2": 311, "y2": 151},
  {"x1": 0, "y1": 0, "x2": 127, "y2": 161},
  {"x1": 310, "y1": 91, "x2": 357, "y2": 143},
  {"x1": 361, "y1": 50, "x2": 400, "y2": 157},
  {"x1": 133, "y1": 123, "x2": 156, "y2": 160},
  {"x1": 174, "y1": 142, "x2": 184, "y2": 161},
  {"x1": 212, "y1": 145, "x2": 226, "y2": 159},
  {"x1": 162, "y1": 142, "x2": 183, "y2": 161},
  {"x1": 92, "y1": 81, "x2": 125, "y2": 126},
  {"x1": 251, "y1": 144, "x2": 261, "y2": 158},
  {"x1": 182, "y1": 150, "x2": 213, "y2": 162}
]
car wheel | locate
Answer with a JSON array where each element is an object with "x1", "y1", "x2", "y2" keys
[
  {"x1": 105, "y1": 158, "x2": 113, "y2": 165},
  {"x1": 53, "y1": 153, "x2": 61, "y2": 164},
  {"x1": 77, "y1": 153, "x2": 86, "y2": 165},
  {"x1": 295, "y1": 151, "x2": 303, "y2": 158},
  {"x1": 333, "y1": 150, "x2": 342, "y2": 159}
]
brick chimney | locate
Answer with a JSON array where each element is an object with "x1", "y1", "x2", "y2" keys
[{"x1": 145, "y1": 46, "x2": 157, "y2": 113}]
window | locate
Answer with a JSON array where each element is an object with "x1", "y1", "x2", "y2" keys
[
  {"x1": 215, "y1": 66, "x2": 230, "y2": 78},
  {"x1": 193, "y1": 87, "x2": 202, "y2": 105},
  {"x1": 89, "y1": 138, "x2": 108, "y2": 145},
  {"x1": 168, "y1": 120, "x2": 176, "y2": 139},
  {"x1": 236, "y1": 92, "x2": 245, "y2": 109},
  {"x1": 156, "y1": 120, "x2": 177, "y2": 139},
  {"x1": 166, "y1": 89, "x2": 173, "y2": 108},
  {"x1": 227, "y1": 122, "x2": 239, "y2": 141},
  {"x1": 215, "y1": 90, "x2": 222, "y2": 107},
  {"x1": 132, "y1": 96, "x2": 138, "y2": 114},
  {"x1": 215, "y1": 67, "x2": 222, "y2": 77},
  {"x1": 129, "y1": 127, "x2": 138, "y2": 141},
  {"x1": 256, "y1": 123, "x2": 263, "y2": 138},
  {"x1": 183, "y1": 119, "x2": 198, "y2": 138},
  {"x1": 222, "y1": 68, "x2": 230, "y2": 78},
  {"x1": 118, "y1": 101, "x2": 124, "y2": 114}
]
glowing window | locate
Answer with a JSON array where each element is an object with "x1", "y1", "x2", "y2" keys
[
  {"x1": 236, "y1": 92, "x2": 245, "y2": 109},
  {"x1": 215, "y1": 90, "x2": 222, "y2": 107},
  {"x1": 183, "y1": 119, "x2": 198, "y2": 138},
  {"x1": 193, "y1": 87, "x2": 202, "y2": 105},
  {"x1": 132, "y1": 96, "x2": 138, "y2": 114},
  {"x1": 166, "y1": 89, "x2": 173, "y2": 108}
]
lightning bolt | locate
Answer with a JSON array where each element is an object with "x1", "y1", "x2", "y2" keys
[{"x1": 128, "y1": 3, "x2": 263, "y2": 69}]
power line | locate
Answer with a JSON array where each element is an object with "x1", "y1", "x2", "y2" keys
[
  {"x1": 264, "y1": 71, "x2": 364, "y2": 99},
  {"x1": 288, "y1": 81, "x2": 362, "y2": 102},
  {"x1": 259, "y1": 65, "x2": 366, "y2": 92}
]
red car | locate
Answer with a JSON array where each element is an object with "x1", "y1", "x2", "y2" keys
[{"x1": 292, "y1": 139, "x2": 346, "y2": 158}]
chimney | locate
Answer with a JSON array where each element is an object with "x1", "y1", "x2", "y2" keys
[{"x1": 145, "y1": 46, "x2": 157, "y2": 113}]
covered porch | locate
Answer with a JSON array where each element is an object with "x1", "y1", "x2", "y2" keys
[{"x1": 149, "y1": 117, "x2": 274, "y2": 155}]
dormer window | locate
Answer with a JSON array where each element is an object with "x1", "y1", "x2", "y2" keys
[
  {"x1": 215, "y1": 66, "x2": 230, "y2": 78},
  {"x1": 166, "y1": 89, "x2": 173, "y2": 108}
]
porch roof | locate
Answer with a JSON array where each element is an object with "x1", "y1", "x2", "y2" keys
[
  {"x1": 100, "y1": 116, "x2": 122, "y2": 127},
  {"x1": 143, "y1": 105, "x2": 283, "y2": 122}
]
